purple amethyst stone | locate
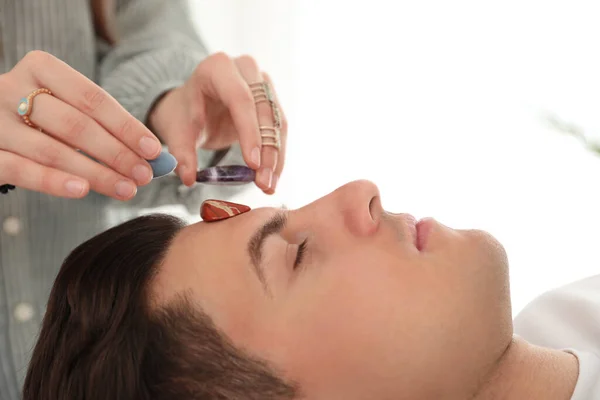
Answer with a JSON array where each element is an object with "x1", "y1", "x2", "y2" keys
[{"x1": 196, "y1": 165, "x2": 256, "y2": 185}]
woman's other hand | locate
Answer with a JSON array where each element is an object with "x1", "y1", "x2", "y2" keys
[
  {"x1": 0, "y1": 51, "x2": 163, "y2": 200},
  {"x1": 148, "y1": 53, "x2": 288, "y2": 194}
]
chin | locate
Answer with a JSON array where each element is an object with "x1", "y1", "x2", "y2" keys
[{"x1": 465, "y1": 229, "x2": 508, "y2": 265}]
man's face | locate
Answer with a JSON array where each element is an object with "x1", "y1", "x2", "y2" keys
[{"x1": 154, "y1": 180, "x2": 513, "y2": 399}]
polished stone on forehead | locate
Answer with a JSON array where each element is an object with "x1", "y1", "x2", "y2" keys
[
  {"x1": 196, "y1": 165, "x2": 255, "y2": 185},
  {"x1": 201, "y1": 199, "x2": 251, "y2": 222}
]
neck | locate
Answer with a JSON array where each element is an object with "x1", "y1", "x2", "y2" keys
[{"x1": 472, "y1": 336, "x2": 579, "y2": 400}]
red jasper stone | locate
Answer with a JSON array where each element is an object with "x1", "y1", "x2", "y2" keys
[{"x1": 200, "y1": 199, "x2": 251, "y2": 222}]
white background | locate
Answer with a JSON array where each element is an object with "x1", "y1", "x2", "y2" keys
[{"x1": 188, "y1": 0, "x2": 600, "y2": 316}]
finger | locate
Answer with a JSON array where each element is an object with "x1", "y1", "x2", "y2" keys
[
  {"x1": 261, "y1": 72, "x2": 287, "y2": 194},
  {"x1": 233, "y1": 56, "x2": 277, "y2": 192},
  {"x1": 24, "y1": 93, "x2": 154, "y2": 186},
  {"x1": 13, "y1": 51, "x2": 162, "y2": 160},
  {"x1": 0, "y1": 150, "x2": 89, "y2": 199},
  {"x1": 165, "y1": 89, "x2": 200, "y2": 187},
  {"x1": 195, "y1": 53, "x2": 262, "y2": 169},
  {"x1": 172, "y1": 98, "x2": 204, "y2": 186},
  {"x1": 0, "y1": 117, "x2": 138, "y2": 200}
]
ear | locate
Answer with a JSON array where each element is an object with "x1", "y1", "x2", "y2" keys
[
  {"x1": 200, "y1": 200, "x2": 251, "y2": 222},
  {"x1": 90, "y1": 0, "x2": 118, "y2": 45}
]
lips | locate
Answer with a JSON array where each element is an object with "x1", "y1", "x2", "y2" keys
[
  {"x1": 416, "y1": 217, "x2": 434, "y2": 251},
  {"x1": 385, "y1": 212, "x2": 433, "y2": 251},
  {"x1": 383, "y1": 211, "x2": 434, "y2": 251}
]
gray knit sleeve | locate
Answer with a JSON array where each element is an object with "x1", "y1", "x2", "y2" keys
[{"x1": 98, "y1": 0, "x2": 207, "y2": 126}]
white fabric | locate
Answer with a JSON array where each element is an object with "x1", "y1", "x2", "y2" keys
[{"x1": 514, "y1": 274, "x2": 600, "y2": 400}]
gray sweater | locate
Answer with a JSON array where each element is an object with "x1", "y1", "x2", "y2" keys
[{"x1": 0, "y1": 0, "x2": 246, "y2": 397}]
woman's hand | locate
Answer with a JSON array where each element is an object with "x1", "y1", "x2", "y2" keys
[
  {"x1": 0, "y1": 51, "x2": 163, "y2": 200},
  {"x1": 148, "y1": 53, "x2": 288, "y2": 194}
]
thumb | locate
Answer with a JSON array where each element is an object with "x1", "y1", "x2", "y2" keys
[
  {"x1": 167, "y1": 122, "x2": 200, "y2": 187},
  {"x1": 156, "y1": 89, "x2": 204, "y2": 187}
]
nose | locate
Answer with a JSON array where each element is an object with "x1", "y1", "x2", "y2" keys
[{"x1": 328, "y1": 179, "x2": 382, "y2": 237}]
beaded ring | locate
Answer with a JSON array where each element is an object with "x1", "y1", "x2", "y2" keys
[{"x1": 249, "y1": 81, "x2": 281, "y2": 150}]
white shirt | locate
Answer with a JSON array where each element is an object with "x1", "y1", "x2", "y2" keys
[{"x1": 514, "y1": 274, "x2": 600, "y2": 400}]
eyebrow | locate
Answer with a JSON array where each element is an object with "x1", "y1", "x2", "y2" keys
[{"x1": 247, "y1": 210, "x2": 288, "y2": 292}]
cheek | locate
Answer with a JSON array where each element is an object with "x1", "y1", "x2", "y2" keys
[
  {"x1": 459, "y1": 230, "x2": 512, "y2": 342},
  {"x1": 441, "y1": 230, "x2": 510, "y2": 327},
  {"x1": 407, "y1": 230, "x2": 513, "y2": 389},
  {"x1": 259, "y1": 233, "x2": 512, "y2": 395},
  {"x1": 262, "y1": 251, "x2": 427, "y2": 391}
]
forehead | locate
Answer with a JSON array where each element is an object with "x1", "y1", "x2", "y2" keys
[{"x1": 150, "y1": 207, "x2": 276, "y2": 307}]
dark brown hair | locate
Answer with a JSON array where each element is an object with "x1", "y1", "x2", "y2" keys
[{"x1": 22, "y1": 214, "x2": 298, "y2": 399}]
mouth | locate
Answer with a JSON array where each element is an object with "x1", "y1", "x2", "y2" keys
[
  {"x1": 385, "y1": 212, "x2": 432, "y2": 251},
  {"x1": 416, "y1": 217, "x2": 435, "y2": 251}
]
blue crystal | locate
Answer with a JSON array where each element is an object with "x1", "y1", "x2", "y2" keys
[
  {"x1": 148, "y1": 151, "x2": 178, "y2": 179},
  {"x1": 196, "y1": 165, "x2": 255, "y2": 185}
]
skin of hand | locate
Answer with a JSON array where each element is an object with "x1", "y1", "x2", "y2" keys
[
  {"x1": 148, "y1": 53, "x2": 288, "y2": 195},
  {"x1": 0, "y1": 51, "x2": 163, "y2": 200}
]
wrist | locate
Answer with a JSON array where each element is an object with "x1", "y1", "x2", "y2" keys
[{"x1": 147, "y1": 87, "x2": 181, "y2": 141}]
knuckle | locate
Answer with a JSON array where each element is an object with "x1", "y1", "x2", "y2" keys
[
  {"x1": 85, "y1": 172, "x2": 102, "y2": 190},
  {"x1": 22, "y1": 50, "x2": 53, "y2": 67},
  {"x1": 195, "y1": 52, "x2": 231, "y2": 84},
  {"x1": 210, "y1": 52, "x2": 231, "y2": 65},
  {"x1": 110, "y1": 148, "x2": 129, "y2": 170},
  {"x1": 37, "y1": 168, "x2": 55, "y2": 194},
  {"x1": 60, "y1": 113, "x2": 87, "y2": 143},
  {"x1": 237, "y1": 55, "x2": 259, "y2": 70},
  {"x1": 200, "y1": 52, "x2": 230, "y2": 74},
  {"x1": 82, "y1": 167, "x2": 109, "y2": 192},
  {"x1": 35, "y1": 143, "x2": 62, "y2": 168},
  {"x1": 114, "y1": 117, "x2": 136, "y2": 140},
  {"x1": 80, "y1": 88, "x2": 106, "y2": 114}
]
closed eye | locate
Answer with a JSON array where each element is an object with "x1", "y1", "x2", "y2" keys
[{"x1": 294, "y1": 239, "x2": 309, "y2": 270}]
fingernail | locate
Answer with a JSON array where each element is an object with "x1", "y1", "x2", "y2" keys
[
  {"x1": 132, "y1": 164, "x2": 153, "y2": 184},
  {"x1": 139, "y1": 136, "x2": 161, "y2": 158},
  {"x1": 258, "y1": 168, "x2": 273, "y2": 189},
  {"x1": 115, "y1": 180, "x2": 137, "y2": 198},
  {"x1": 251, "y1": 147, "x2": 261, "y2": 168},
  {"x1": 271, "y1": 174, "x2": 279, "y2": 190},
  {"x1": 65, "y1": 180, "x2": 86, "y2": 196}
]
